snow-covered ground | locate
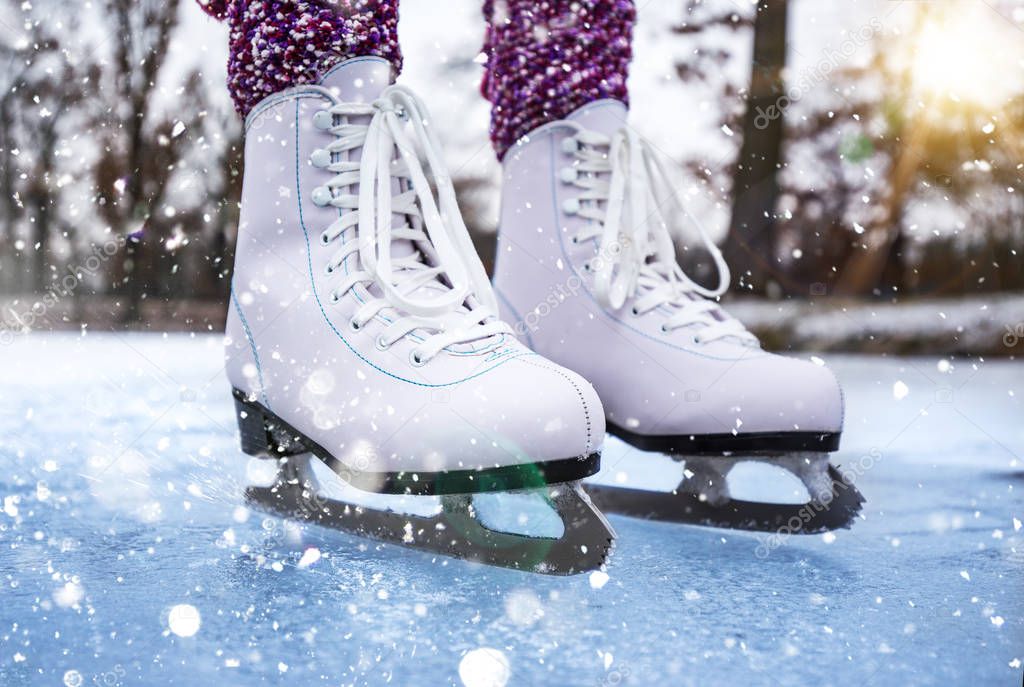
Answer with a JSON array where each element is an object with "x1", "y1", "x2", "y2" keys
[
  {"x1": 0, "y1": 333, "x2": 1021, "y2": 686},
  {"x1": 5, "y1": 293, "x2": 1021, "y2": 357},
  {"x1": 726, "y1": 293, "x2": 1024, "y2": 355}
]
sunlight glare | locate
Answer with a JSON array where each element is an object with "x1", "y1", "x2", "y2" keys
[{"x1": 910, "y1": 6, "x2": 1024, "y2": 106}]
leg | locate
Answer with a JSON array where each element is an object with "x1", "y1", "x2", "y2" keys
[
  {"x1": 480, "y1": 0, "x2": 636, "y2": 159},
  {"x1": 197, "y1": 0, "x2": 402, "y2": 117}
]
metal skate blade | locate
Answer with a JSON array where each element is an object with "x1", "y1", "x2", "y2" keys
[
  {"x1": 586, "y1": 439, "x2": 865, "y2": 533},
  {"x1": 245, "y1": 455, "x2": 615, "y2": 575}
]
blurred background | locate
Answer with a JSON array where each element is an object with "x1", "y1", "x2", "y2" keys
[{"x1": 0, "y1": 0, "x2": 1021, "y2": 355}]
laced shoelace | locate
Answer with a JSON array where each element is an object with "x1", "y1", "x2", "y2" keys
[
  {"x1": 561, "y1": 125, "x2": 758, "y2": 346},
  {"x1": 309, "y1": 84, "x2": 510, "y2": 364}
]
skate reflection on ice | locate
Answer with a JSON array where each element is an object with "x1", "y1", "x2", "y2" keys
[{"x1": 469, "y1": 491, "x2": 565, "y2": 539}]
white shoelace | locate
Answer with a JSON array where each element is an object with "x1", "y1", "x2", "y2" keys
[
  {"x1": 309, "y1": 85, "x2": 510, "y2": 363},
  {"x1": 562, "y1": 125, "x2": 757, "y2": 346}
]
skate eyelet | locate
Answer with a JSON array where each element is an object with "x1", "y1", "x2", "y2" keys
[
  {"x1": 630, "y1": 306, "x2": 640, "y2": 316},
  {"x1": 660, "y1": 324, "x2": 670, "y2": 333},
  {"x1": 320, "y1": 232, "x2": 331, "y2": 246},
  {"x1": 375, "y1": 335, "x2": 390, "y2": 351},
  {"x1": 324, "y1": 263, "x2": 334, "y2": 275},
  {"x1": 329, "y1": 292, "x2": 341, "y2": 304},
  {"x1": 311, "y1": 186, "x2": 332, "y2": 207},
  {"x1": 349, "y1": 318, "x2": 363, "y2": 332},
  {"x1": 409, "y1": 350, "x2": 427, "y2": 367},
  {"x1": 310, "y1": 148, "x2": 331, "y2": 168},
  {"x1": 693, "y1": 335, "x2": 703, "y2": 345},
  {"x1": 582, "y1": 262, "x2": 592, "y2": 272},
  {"x1": 313, "y1": 110, "x2": 333, "y2": 130}
]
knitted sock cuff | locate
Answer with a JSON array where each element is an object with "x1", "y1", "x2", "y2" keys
[
  {"x1": 481, "y1": 0, "x2": 635, "y2": 159},
  {"x1": 198, "y1": 0, "x2": 402, "y2": 117}
]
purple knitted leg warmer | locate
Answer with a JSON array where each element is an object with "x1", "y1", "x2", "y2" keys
[
  {"x1": 197, "y1": 0, "x2": 402, "y2": 118},
  {"x1": 480, "y1": 0, "x2": 636, "y2": 159}
]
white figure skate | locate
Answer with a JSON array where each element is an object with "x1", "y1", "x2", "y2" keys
[
  {"x1": 493, "y1": 100, "x2": 863, "y2": 533},
  {"x1": 225, "y1": 58, "x2": 614, "y2": 573}
]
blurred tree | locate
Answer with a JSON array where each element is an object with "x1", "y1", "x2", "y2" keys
[
  {"x1": 193, "y1": 101, "x2": 243, "y2": 306},
  {"x1": 676, "y1": 0, "x2": 1023, "y2": 298},
  {"x1": 93, "y1": 0, "x2": 182, "y2": 321},
  {"x1": 779, "y1": 3, "x2": 1024, "y2": 297},
  {"x1": 671, "y1": 0, "x2": 752, "y2": 286},
  {"x1": 0, "y1": 44, "x2": 26, "y2": 260},
  {"x1": 20, "y1": 62, "x2": 91, "y2": 293},
  {"x1": 0, "y1": 40, "x2": 31, "y2": 292},
  {"x1": 722, "y1": 0, "x2": 788, "y2": 295},
  {"x1": 0, "y1": 5, "x2": 92, "y2": 293},
  {"x1": 0, "y1": 0, "x2": 242, "y2": 330}
]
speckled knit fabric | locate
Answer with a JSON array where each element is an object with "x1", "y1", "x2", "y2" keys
[
  {"x1": 197, "y1": 0, "x2": 635, "y2": 156},
  {"x1": 481, "y1": 0, "x2": 635, "y2": 159},
  {"x1": 197, "y1": 0, "x2": 402, "y2": 117}
]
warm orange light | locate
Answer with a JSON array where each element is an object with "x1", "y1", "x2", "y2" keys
[{"x1": 909, "y1": 5, "x2": 1024, "y2": 107}]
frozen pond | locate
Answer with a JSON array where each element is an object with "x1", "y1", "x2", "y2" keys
[{"x1": 0, "y1": 334, "x2": 1021, "y2": 686}]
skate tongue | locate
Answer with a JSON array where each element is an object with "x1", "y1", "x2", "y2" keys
[
  {"x1": 318, "y1": 59, "x2": 499, "y2": 350},
  {"x1": 566, "y1": 99, "x2": 628, "y2": 138},
  {"x1": 317, "y1": 56, "x2": 393, "y2": 103},
  {"x1": 567, "y1": 102, "x2": 749, "y2": 342},
  {"x1": 319, "y1": 58, "x2": 422, "y2": 292}
]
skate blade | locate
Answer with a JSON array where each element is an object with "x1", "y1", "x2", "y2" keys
[
  {"x1": 586, "y1": 447, "x2": 865, "y2": 533},
  {"x1": 245, "y1": 456, "x2": 616, "y2": 575}
]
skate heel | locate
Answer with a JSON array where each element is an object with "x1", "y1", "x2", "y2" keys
[{"x1": 233, "y1": 389, "x2": 306, "y2": 459}]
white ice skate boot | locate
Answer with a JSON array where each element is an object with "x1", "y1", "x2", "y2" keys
[
  {"x1": 225, "y1": 58, "x2": 613, "y2": 572},
  {"x1": 493, "y1": 100, "x2": 863, "y2": 532}
]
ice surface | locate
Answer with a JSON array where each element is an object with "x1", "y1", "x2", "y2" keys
[{"x1": 0, "y1": 334, "x2": 1021, "y2": 686}]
